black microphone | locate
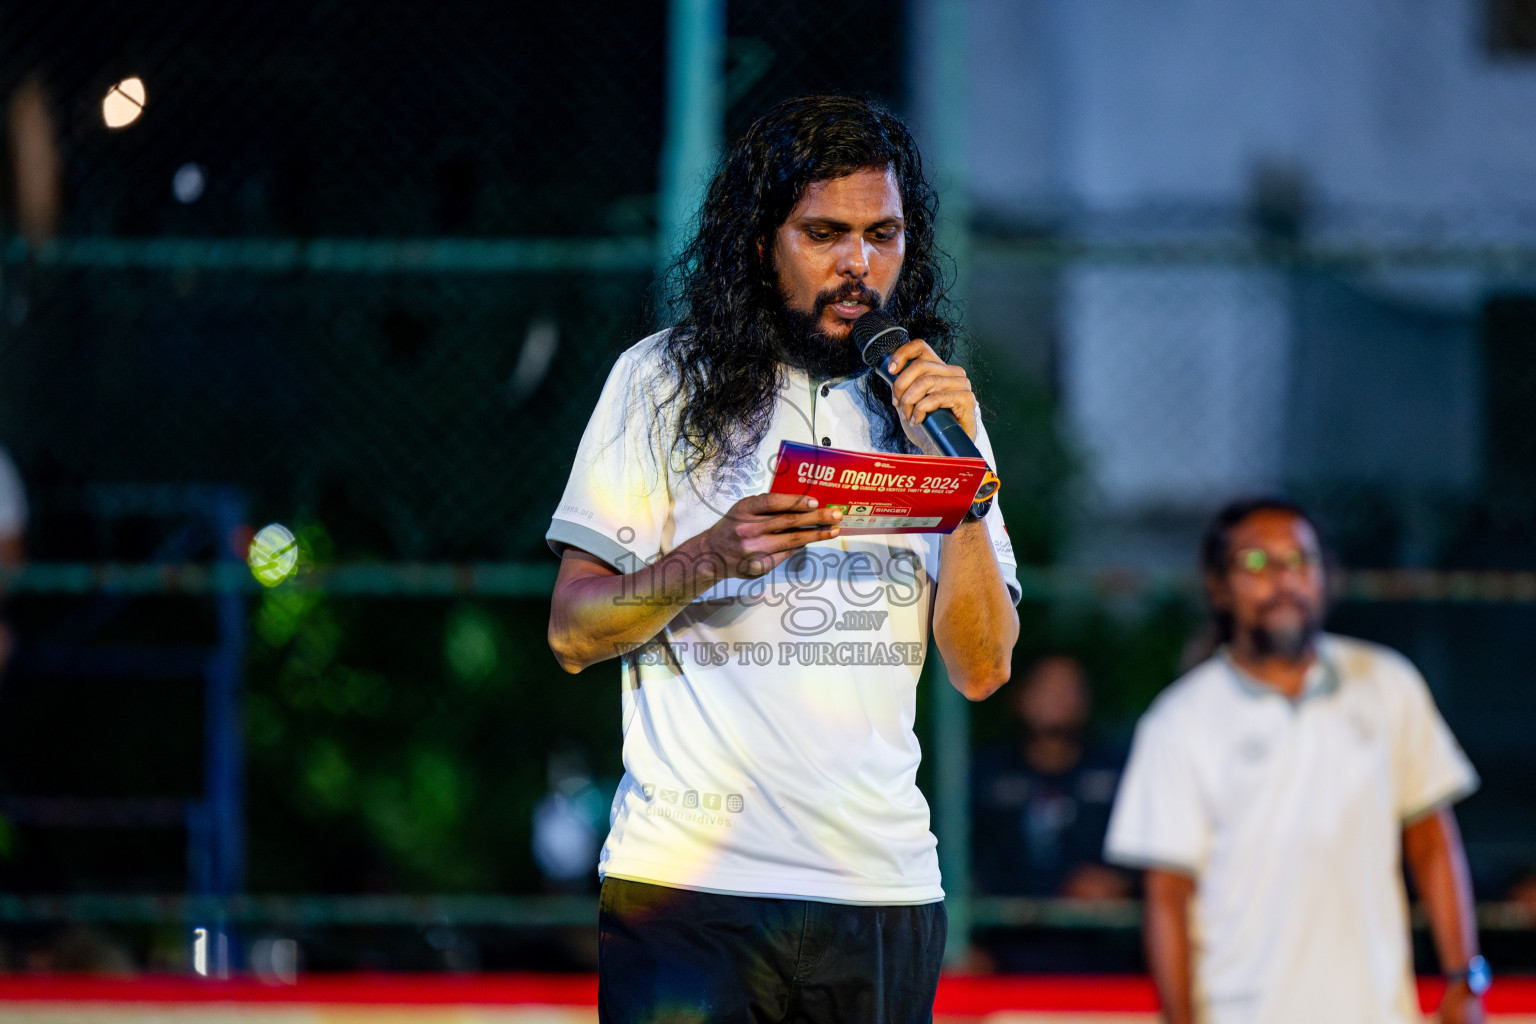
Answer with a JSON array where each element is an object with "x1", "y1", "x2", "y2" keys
[{"x1": 851, "y1": 310, "x2": 1000, "y2": 502}]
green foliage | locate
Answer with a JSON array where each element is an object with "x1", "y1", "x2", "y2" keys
[
  {"x1": 444, "y1": 603, "x2": 503, "y2": 687},
  {"x1": 244, "y1": 544, "x2": 619, "y2": 893},
  {"x1": 954, "y1": 334, "x2": 1205, "y2": 744},
  {"x1": 968, "y1": 336, "x2": 1081, "y2": 566},
  {"x1": 969, "y1": 591, "x2": 1204, "y2": 753}
]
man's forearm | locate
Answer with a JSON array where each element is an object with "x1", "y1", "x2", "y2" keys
[
  {"x1": 932, "y1": 518, "x2": 1017, "y2": 699},
  {"x1": 1144, "y1": 869, "x2": 1197, "y2": 1024},
  {"x1": 548, "y1": 542, "x2": 726, "y2": 673},
  {"x1": 548, "y1": 494, "x2": 842, "y2": 673},
  {"x1": 1404, "y1": 808, "x2": 1480, "y2": 977}
]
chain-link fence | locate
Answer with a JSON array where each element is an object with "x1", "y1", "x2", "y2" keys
[
  {"x1": 3, "y1": 0, "x2": 1536, "y2": 977},
  {"x1": 968, "y1": 240, "x2": 1536, "y2": 568},
  {"x1": 0, "y1": 0, "x2": 908, "y2": 564},
  {"x1": 7, "y1": 245, "x2": 1535, "y2": 567},
  {"x1": 5, "y1": 0, "x2": 1536, "y2": 568}
]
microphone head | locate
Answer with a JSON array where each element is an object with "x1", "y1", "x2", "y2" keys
[{"x1": 850, "y1": 310, "x2": 910, "y2": 370}]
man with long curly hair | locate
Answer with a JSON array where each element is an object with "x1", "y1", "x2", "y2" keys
[{"x1": 547, "y1": 95, "x2": 1020, "y2": 1023}]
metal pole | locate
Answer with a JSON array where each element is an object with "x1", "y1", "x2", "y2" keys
[
  {"x1": 930, "y1": 0, "x2": 973, "y2": 296},
  {"x1": 657, "y1": 0, "x2": 725, "y2": 305},
  {"x1": 930, "y1": 657, "x2": 973, "y2": 967},
  {"x1": 199, "y1": 488, "x2": 247, "y2": 975},
  {"x1": 921, "y1": 0, "x2": 976, "y2": 968}
]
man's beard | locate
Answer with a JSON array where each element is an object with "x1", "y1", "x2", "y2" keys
[
  {"x1": 772, "y1": 282, "x2": 886, "y2": 379},
  {"x1": 1243, "y1": 597, "x2": 1323, "y2": 662}
]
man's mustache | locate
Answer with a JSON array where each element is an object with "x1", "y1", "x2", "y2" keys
[
  {"x1": 812, "y1": 283, "x2": 884, "y2": 315},
  {"x1": 1259, "y1": 594, "x2": 1316, "y2": 616}
]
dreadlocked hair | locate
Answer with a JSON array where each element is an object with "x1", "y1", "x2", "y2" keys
[{"x1": 657, "y1": 94, "x2": 959, "y2": 475}]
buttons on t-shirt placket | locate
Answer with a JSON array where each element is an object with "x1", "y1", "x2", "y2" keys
[{"x1": 810, "y1": 380, "x2": 832, "y2": 447}]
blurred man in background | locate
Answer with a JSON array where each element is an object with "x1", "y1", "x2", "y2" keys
[
  {"x1": 973, "y1": 653, "x2": 1128, "y2": 901},
  {"x1": 1105, "y1": 497, "x2": 1485, "y2": 1024},
  {"x1": 546, "y1": 94, "x2": 1020, "y2": 1023},
  {"x1": 971, "y1": 653, "x2": 1131, "y2": 971},
  {"x1": 1507, "y1": 868, "x2": 1536, "y2": 920}
]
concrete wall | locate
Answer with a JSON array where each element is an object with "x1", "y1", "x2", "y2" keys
[
  {"x1": 909, "y1": 0, "x2": 1527, "y2": 533},
  {"x1": 933, "y1": 0, "x2": 1536, "y2": 225}
]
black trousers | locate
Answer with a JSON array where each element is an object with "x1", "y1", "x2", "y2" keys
[{"x1": 597, "y1": 877, "x2": 947, "y2": 1024}]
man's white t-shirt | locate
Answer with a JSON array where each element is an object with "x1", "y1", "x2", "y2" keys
[
  {"x1": 548, "y1": 332, "x2": 1020, "y2": 905},
  {"x1": 1105, "y1": 635, "x2": 1479, "y2": 1024}
]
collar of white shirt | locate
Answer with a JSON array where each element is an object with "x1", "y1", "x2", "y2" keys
[{"x1": 1219, "y1": 645, "x2": 1341, "y2": 703}]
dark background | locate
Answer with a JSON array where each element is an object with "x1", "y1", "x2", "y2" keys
[{"x1": 0, "y1": 0, "x2": 1533, "y2": 977}]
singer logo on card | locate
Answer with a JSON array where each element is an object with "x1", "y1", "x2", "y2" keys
[{"x1": 769, "y1": 441, "x2": 989, "y2": 535}]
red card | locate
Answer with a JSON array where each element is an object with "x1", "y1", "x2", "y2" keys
[{"x1": 768, "y1": 441, "x2": 989, "y2": 535}]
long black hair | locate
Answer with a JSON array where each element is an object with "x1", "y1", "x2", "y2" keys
[{"x1": 657, "y1": 94, "x2": 958, "y2": 474}]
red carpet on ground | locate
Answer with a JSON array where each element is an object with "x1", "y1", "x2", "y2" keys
[{"x1": 0, "y1": 973, "x2": 1533, "y2": 1014}]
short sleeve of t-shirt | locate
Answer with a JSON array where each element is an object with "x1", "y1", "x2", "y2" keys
[
  {"x1": 1103, "y1": 705, "x2": 1209, "y2": 874},
  {"x1": 1390, "y1": 657, "x2": 1479, "y2": 821},
  {"x1": 968, "y1": 418, "x2": 1021, "y2": 606},
  {"x1": 0, "y1": 448, "x2": 26, "y2": 538},
  {"x1": 546, "y1": 340, "x2": 673, "y2": 571}
]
